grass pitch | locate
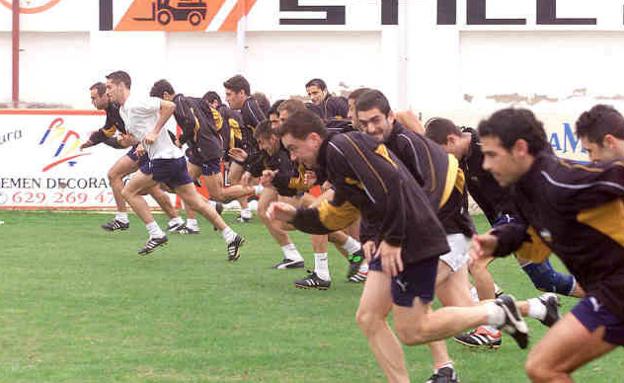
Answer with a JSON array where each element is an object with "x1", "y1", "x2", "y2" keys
[{"x1": 0, "y1": 211, "x2": 621, "y2": 382}]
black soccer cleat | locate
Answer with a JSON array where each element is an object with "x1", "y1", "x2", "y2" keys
[
  {"x1": 172, "y1": 223, "x2": 200, "y2": 235},
  {"x1": 346, "y1": 249, "x2": 364, "y2": 280},
  {"x1": 227, "y1": 234, "x2": 245, "y2": 262},
  {"x1": 425, "y1": 367, "x2": 459, "y2": 383},
  {"x1": 137, "y1": 236, "x2": 168, "y2": 255},
  {"x1": 294, "y1": 271, "x2": 331, "y2": 290},
  {"x1": 101, "y1": 219, "x2": 129, "y2": 232},
  {"x1": 453, "y1": 326, "x2": 502, "y2": 349},
  {"x1": 273, "y1": 258, "x2": 305, "y2": 270},
  {"x1": 538, "y1": 293, "x2": 561, "y2": 327},
  {"x1": 166, "y1": 221, "x2": 184, "y2": 233},
  {"x1": 495, "y1": 294, "x2": 529, "y2": 349}
]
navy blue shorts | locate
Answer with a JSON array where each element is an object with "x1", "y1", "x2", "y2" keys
[
  {"x1": 369, "y1": 256, "x2": 438, "y2": 307},
  {"x1": 188, "y1": 155, "x2": 221, "y2": 177},
  {"x1": 149, "y1": 157, "x2": 193, "y2": 190},
  {"x1": 127, "y1": 146, "x2": 151, "y2": 175},
  {"x1": 126, "y1": 145, "x2": 139, "y2": 162},
  {"x1": 571, "y1": 296, "x2": 624, "y2": 346}
]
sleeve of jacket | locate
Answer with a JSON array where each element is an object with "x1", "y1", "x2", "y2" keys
[
  {"x1": 555, "y1": 160, "x2": 624, "y2": 211},
  {"x1": 291, "y1": 195, "x2": 360, "y2": 235},
  {"x1": 489, "y1": 210, "x2": 530, "y2": 258}
]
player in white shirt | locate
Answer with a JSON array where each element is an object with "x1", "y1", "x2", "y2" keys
[{"x1": 105, "y1": 71, "x2": 245, "y2": 259}]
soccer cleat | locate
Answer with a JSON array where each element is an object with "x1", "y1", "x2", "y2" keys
[
  {"x1": 101, "y1": 219, "x2": 129, "y2": 232},
  {"x1": 453, "y1": 326, "x2": 502, "y2": 349},
  {"x1": 294, "y1": 271, "x2": 331, "y2": 290},
  {"x1": 166, "y1": 221, "x2": 184, "y2": 233},
  {"x1": 538, "y1": 293, "x2": 561, "y2": 327},
  {"x1": 425, "y1": 367, "x2": 459, "y2": 383},
  {"x1": 495, "y1": 294, "x2": 529, "y2": 349},
  {"x1": 137, "y1": 236, "x2": 168, "y2": 255},
  {"x1": 236, "y1": 215, "x2": 252, "y2": 223},
  {"x1": 348, "y1": 270, "x2": 368, "y2": 283},
  {"x1": 346, "y1": 249, "x2": 364, "y2": 280},
  {"x1": 273, "y1": 258, "x2": 305, "y2": 270},
  {"x1": 175, "y1": 224, "x2": 200, "y2": 235},
  {"x1": 227, "y1": 234, "x2": 245, "y2": 262}
]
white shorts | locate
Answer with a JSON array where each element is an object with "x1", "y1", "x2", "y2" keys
[{"x1": 439, "y1": 233, "x2": 470, "y2": 272}]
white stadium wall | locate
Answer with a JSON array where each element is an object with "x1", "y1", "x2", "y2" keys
[{"x1": 3, "y1": 0, "x2": 624, "y2": 209}]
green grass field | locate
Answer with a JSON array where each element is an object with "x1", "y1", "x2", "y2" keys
[{"x1": 0, "y1": 211, "x2": 621, "y2": 382}]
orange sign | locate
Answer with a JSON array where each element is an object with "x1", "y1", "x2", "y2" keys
[
  {"x1": 0, "y1": 0, "x2": 61, "y2": 14},
  {"x1": 115, "y1": 0, "x2": 257, "y2": 32}
]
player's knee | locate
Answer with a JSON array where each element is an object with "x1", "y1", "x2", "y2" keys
[
  {"x1": 525, "y1": 354, "x2": 550, "y2": 382},
  {"x1": 523, "y1": 261, "x2": 575, "y2": 295},
  {"x1": 355, "y1": 308, "x2": 384, "y2": 336},
  {"x1": 394, "y1": 321, "x2": 426, "y2": 345}
]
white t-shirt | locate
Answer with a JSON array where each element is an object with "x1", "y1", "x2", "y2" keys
[{"x1": 120, "y1": 95, "x2": 183, "y2": 160}]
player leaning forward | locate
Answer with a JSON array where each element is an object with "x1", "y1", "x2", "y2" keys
[
  {"x1": 267, "y1": 109, "x2": 551, "y2": 382},
  {"x1": 105, "y1": 70, "x2": 245, "y2": 259}
]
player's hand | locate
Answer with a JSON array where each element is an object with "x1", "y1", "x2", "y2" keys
[
  {"x1": 135, "y1": 144, "x2": 145, "y2": 157},
  {"x1": 144, "y1": 131, "x2": 158, "y2": 145},
  {"x1": 118, "y1": 134, "x2": 136, "y2": 148},
  {"x1": 260, "y1": 170, "x2": 277, "y2": 187},
  {"x1": 229, "y1": 148, "x2": 248, "y2": 163},
  {"x1": 241, "y1": 171, "x2": 252, "y2": 186},
  {"x1": 80, "y1": 140, "x2": 94, "y2": 150},
  {"x1": 470, "y1": 233, "x2": 498, "y2": 264},
  {"x1": 266, "y1": 202, "x2": 297, "y2": 222},
  {"x1": 321, "y1": 181, "x2": 333, "y2": 192},
  {"x1": 362, "y1": 241, "x2": 376, "y2": 262},
  {"x1": 376, "y1": 240, "x2": 403, "y2": 277}
]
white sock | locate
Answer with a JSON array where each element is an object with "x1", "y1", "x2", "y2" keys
[
  {"x1": 527, "y1": 298, "x2": 547, "y2": 321},
  {"x1": 208, "y1": 200, "x2": 217, "y2": 208},
  {"x1": 115, "y1": 212, "x2": 129, "y2": 223},
  {"x1": 186, "y1": 218, "x2": 199, "y2": 229},
  {"x1": 341, "y1": 236, "x2": 361, "y2": 255},
  {"x1": 358, "y1": 263, "x2": 369, "y2": 273},
  {"x1": 146, "y1": 221, "x2": 165, "y2": 239},
  {"x1": 482, "y1": 325, "x2": 499, "y2": 333},
  {"x1": 168, "y1": 216, "x2": 183, "y2": 227},
  {"x1": 241, "y1": 208, "x2": 252, "y2": 219},
  {"x1": 221, "y1": 226, "x2": 237, "y2": 243},
  {"x1": 314, "y1": 253, "x2": 330, "y2": 281},
  {"x1": 435, "y1": 361, "x2": 454, "y2": 373},
  {"x1": 253, "y1": 184, "x2": 264, "y2": 196},
  {"x1": 485, "y1": 302, "x2": 505, "y2": 327},
  {"x1": 281, "y1": 243, "x2": 304, "y2": 262}
]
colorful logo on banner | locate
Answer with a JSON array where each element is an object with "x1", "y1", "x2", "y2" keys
[
  {"x1": 114, "y1": 0, "x2": 257, "y2": 32},
  {"x1": 0, "y1": 0, "x2": 61, "y2": 14},
  {"x1": 38, "y1": 118, "x2": 90, "y2": 172}
]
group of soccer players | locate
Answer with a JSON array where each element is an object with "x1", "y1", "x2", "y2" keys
[{"x1": 84, "y1": 71, "x2": 624, "y2": 382}]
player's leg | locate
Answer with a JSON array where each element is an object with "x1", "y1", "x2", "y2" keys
[
  {"x1": 518, "y1": 257, "x2": 586, "y2": 298},
  {"x1": 229, "y1": 161, "x2": 252, "y2": 222},
  {"x1": 102, "y1": 151, "x2": 139, "y2": 231}
]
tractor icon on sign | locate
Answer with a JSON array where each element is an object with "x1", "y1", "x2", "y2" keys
[{"x1": 134, "y1": 0, "x2": 208, "y2": 26}]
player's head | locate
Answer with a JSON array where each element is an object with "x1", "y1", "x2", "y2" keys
[
  {"x1": 306, "y1": 78, "x2": 328, "y2": 105},
  {"x1": 89, "y1": 82, "x2": 109, "y2": 110},
  {"x1": 253, "y1": 92, "x2": 271, "y2": 115},
  {"x1": 254, "y1": 119, "x2": 280, "y2": 154},
  {"x1": 277, "y1": 99, "x2": 307, "y2": 127},
  {"x1": 478, "y1": 108, "x2": 548, "y2": 187},
  {"x1": 347, "y1": 87, "x2": 372, "y2": 130},
  {"x1": 576, "y1": 104, "x2": 624, "y2": 162},
  {"x1": 149, "y1": 79, "x2": 175, "y2": 101},
  {"x1": 223, "y1": 75, "x2": 251, "y2": 110},
  {"x1": 268, "y1": 100, "x2": 285, "y2": 130},
  {"x1": 356, "y1": 89, "x2": 394, "y2": 143},
  {"x1": 277, "y1": 109, "x2": 327, "y2": 168},
  {"x1": 202, "y1": 91, "x2": 222, "y2": 109},
  {"x1": 424, "y1": 117, "x2": 465, "y2": 158},
  {"x1": 105, "y1": 70, "x2": 131, "y2": 104}
]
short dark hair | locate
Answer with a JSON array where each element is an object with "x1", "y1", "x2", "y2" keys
[
  {"x1": 149, "y1": 79, "x2": 175, "y2": 98},
  {"x1": 477, "y1": 108, "x2": 548, "y2": 155},
  {"x1": 348, "y1": 87, "x2": 372, "y2": 102},
  {"x1": 105, "y1": 71, "x2": 131, "y2": 89},
  {"x1": 254, "y1": 119, "x2": 274, "y2": 140},
  {"x1": 223, "y1": 75, "x2": 251, "y2": 96},
  {"x1": 424, "y1": 118, "x2": 462, "y2": 145},
  {"x1": 305, "y1": 78, "x2": 327, "y2": 91},
  {"x1": 575, "y1": 104, "x2": 624, "y2": 145},
  {"x1": 253, "y1": 92, "x2": 271, "y2": 115},
  {"x1": 202, "y1": 91, "x2": 222, "y2": 106},
  {"x1": 355, "y1": 89, "x2": 391, "y2": 116},
  {"x1": 268, "y1": 99, "x2": 285, "y2": 117},
  {"x1": 89, "y1": 82, "x2": 106, "y2": 96},
  {"x1": 277, "y1": 99, "x2": 307, "y2": 116},
  {"x1": 278, "y1": 109, "x2": 327, "y2": 140}
]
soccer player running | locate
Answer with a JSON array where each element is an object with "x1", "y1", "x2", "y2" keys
[
  {"x1": 425, "y1": 117, "x2": 583, "y2": 349},
  {"x1": 105, "y1": 71, "x2": 245, "y2": 259},
  {"x1": 268, "y1": 109, "x2": 546, "y2": 383},
  {"x1": 82, "y1": 82, "x2": 184, "y2": 232},
  {"x1": 471, "y1": 107, "x2": 624, "y2": 382},
  {"x1": 149, "y1": 80, "x2": 258, "y2": 234},
  {"x1": 223, "y1": 75, "x2": 266, "y2": 223},
  {"x1": 577, "y1": 104, "x2": 624, "y2": 162}
]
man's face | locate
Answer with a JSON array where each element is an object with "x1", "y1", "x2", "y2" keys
[
  {"x1": 106, "y1": 80, "x2": 124, "y2": 104},
  {"x1": 306, "y1": 85, "x2": 325, "y2": 105},
  {"x1": 347, "y1": 98, "x2": 362, "y2": 131},
  {"x1": 279, "y1": 109, "x2": 290, "y2": 127},
  {"x1": 580, "y1": 135, "x2": 622, "y2": 163},
  {"x1": 258, "y1": 134, "x2": 279, "y2": 154},
  {"x1": 481, "y1": 136, "x2": 527, "y2": 187},
  {"x1": 282, "y1": 133, "x2": 321, "y2": 169},
  {"x1": 358, "y1": 107, "x2": 394, "y2": 143},
  {"x1": 269, "y1": 113, "x2": 280, "y2": 130},
  {"x1": 225, "y1": 88, "x2": 246, "y2": 110},
  {"x1": 440, "y1": 134, "x2": 464, "y2": 160},
  {"x1": 90, "y1": 88, "x2": 109, "y2": 110}
]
